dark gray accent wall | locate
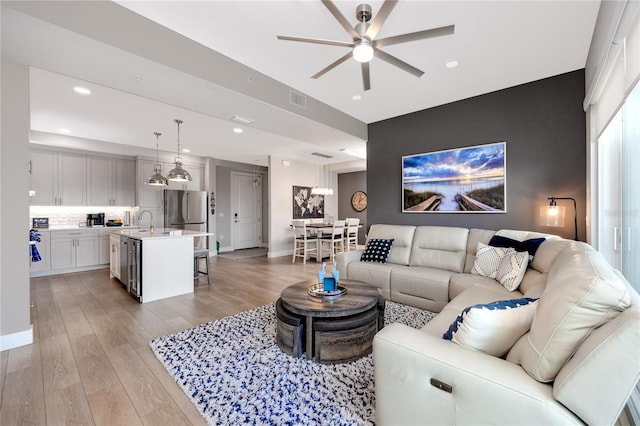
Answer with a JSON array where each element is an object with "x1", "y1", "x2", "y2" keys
[
  {"x1": 338, "y1": 171, "x2": 367, "y2": 245},
  {"x1": 367, "y1": 70, "x2": 586, "y2": 240}
]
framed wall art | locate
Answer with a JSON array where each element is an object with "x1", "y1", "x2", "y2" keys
[
  {"x1": 402, "y1": 142, "x2": 506, "y2": 213},
  {"x1": 293, "y1": 186, "x2": 324, "y2": 219}
]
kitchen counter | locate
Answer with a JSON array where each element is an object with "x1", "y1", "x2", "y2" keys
[
  {"x1": 113, "y1": 228, "x2": 211, "y2": 240},
  {"x1": 43, "y1": 225, "x2": 139, "y2": 231},
  {"x1": 113, "y1": 228, "x2": 212, "y2": 303}
]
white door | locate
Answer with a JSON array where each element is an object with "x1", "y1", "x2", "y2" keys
[{"x1": 231, "y1": 172, "x2": 261, "y2": 250}]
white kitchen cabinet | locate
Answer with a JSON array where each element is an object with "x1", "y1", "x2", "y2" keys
[
  {"x1": 98, "y1": 230, "x2": 111, "y2": 265},
  {"x1": 110, "y1": 233, "x2": 120, "y2": 279},
  {"x1": 30, "y1": 150, "x2": 86, "y2": 205},
  {"x1": 30, "y1": 231, "x2": 50, "y2": 274},
  {"x1": 50, "y1": 230, "x2": 99, "y2": 270},
  {"x1": 30, "y1": 150, "x2": 57, "y2": 205},
  {"x1": 113, "y1": 158, "x2": 136, "y2": 206},
  {"x1": 88, "y1": 156, "x2": 136, "y2": 206},
  {"x1": 58, "y1": 153, "x2": 87, "y2": 205}
]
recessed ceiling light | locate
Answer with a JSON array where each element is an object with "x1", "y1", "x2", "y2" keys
[
  {"x1": 182, "y1": 148, "x2": 191, "y2": 153},
  {"x1": 73, "y1": 86, "x2": 91, "y2": 95},
  {"x1": 231, "y1": 115, "x2": 254, "y2": 125},
  {"x1": 58, "y1": 128, "x2": 71, "y2": 133},
  {"x1": 446, "y1": 61, "x2": 459, "y2": 69},
  {"x1": 233, "y1": 128, "x2": 243, "y2": 134},
  {"x1": 352, "y1": 94, "x2": 362, "y2": 101}
]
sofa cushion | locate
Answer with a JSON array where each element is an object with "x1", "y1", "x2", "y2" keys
[
  {"x1": 360, "y1": 238, "x2": 394, "y2": 263},
  {"x1": 471, "y1": 242, "x2": 513, "y2": 279},
  {"x1": 390, "y1": 265, "x2": 452, "y2": 312},
  {"x1": 409, "y1": 226, "x2": 468, "y2": 272},
  {"x1": 507, "y1": 242, "x2": 632, "y2": 382},
  {"x1": 367, "y1": 224, "x2": 416, "y2": 265},
  {"x1": 346, "y1": 261, "x2": 395, "y2": 300},
  {"x1": 496, "y1": 250, "x2": 529, "y2": 291},
  {"x1": 443, "y1": 298, "x2": 539, "y2": 357}
]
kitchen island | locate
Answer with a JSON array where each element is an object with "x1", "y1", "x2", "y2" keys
[{"x1": 112, "y1": 228, "x2": 211, "y2": 303}]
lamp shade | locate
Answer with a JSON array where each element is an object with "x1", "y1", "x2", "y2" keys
[
  {"x1": 167, "y1": 160, "x2": 192, "y2": 182},
  {"x1": 539, "y1": 204, "x2": 566, "y2": 227},
  {"x1": 146, "y1": 164, "x2": 168, "y2": 186}
]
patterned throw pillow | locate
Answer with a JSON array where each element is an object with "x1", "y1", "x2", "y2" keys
[
  {"x1": 443, "y1": 298, "x2": 539, "y2": 357},
  {"x1": 496, "y1": 250, "x2": 529, "y2": 291},
  {"x1": 471, "y1": 242, "x2": 514, "y2": 279},
  {"x1": 360, "y1": 239, "x2": 394, "y2": 263},
  {"x1": 489, "y1": 235, "x2": 546, "y2": 261}
]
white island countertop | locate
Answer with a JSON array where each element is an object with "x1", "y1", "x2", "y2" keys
[{"x1": 113, "y1": 228, "x2": 211, "y2": 240}]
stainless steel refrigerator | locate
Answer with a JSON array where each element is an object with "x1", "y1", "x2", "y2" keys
[{"x1": 164, "y1": 189, "x2": 208, "y2": 250}]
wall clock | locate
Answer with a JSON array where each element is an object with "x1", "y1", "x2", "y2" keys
[{"x1": 351, "y1": 191, "x2": 367, "y2": 212}]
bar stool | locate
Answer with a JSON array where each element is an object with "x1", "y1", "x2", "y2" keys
[{"x1": 194, "y1": 249, "x2": 211, "y2": 285}]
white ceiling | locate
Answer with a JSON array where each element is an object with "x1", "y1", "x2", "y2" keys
[{"x1": 5, "y1": 0, "x2": 600, "y2": 167}]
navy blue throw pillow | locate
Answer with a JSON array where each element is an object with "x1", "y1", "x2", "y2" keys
[
  {"x1": 489, "y1": 236, "x2": 546, "y2": 258},
  {"x1": 360, "y1": 239, "x2": 394, "y2": 263}
]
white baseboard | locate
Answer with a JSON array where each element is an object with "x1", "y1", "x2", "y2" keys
[
  {"x1": 0, "y1": 325, "x2": 33, "y2": 351},
  {"x1": 268, "y1": 249, "x2": 292, "y2": 258}
]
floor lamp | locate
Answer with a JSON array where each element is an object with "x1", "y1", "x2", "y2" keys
[{"x1": 540, "y1": 196, "x2": 579, "y2": 241}]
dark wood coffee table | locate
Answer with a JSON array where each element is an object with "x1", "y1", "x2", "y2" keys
[{"x1": 278, "y1": 279, "x2": 381, "y2": 363}]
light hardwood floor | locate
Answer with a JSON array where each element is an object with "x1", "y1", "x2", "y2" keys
[{"x1": 0, "y1": 254, "x2": 319, "y2": 425}]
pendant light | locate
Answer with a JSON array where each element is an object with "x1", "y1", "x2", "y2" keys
[
  {"x1": 167, "y1": 119, "x2": 192, "y2": 182},
  {"x1": 145, "y1": 131, "x2": 168, "y2": 186}
]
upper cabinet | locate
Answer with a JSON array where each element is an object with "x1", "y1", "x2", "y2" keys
[
  {"x1": 87, "y1": 156, "x2": 136, "y2": 206},
  {"x1": 31, "y1": 148, "x2": 136, "y2": 207},
  {"x1": 30, "y1": 150, "x2": 86, "y2": 205}
]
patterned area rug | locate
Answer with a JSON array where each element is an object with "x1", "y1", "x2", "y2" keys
[{"x1": 150, "y1": 301, "x2": 435, "y2": 425}]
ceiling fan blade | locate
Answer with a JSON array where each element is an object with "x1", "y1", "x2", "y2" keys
[
  {"x1": 361, "y1": 62, "x2": 371, "y2": 91},
  {"x1": 365, "y1": 0, "x2": 398, "y2": 40},
  {"x1": 311, "y1": 51, "x2": 353, "y2": 79},
  {"x1": 374, "y1": 49, "x2": 424, "y2": 78},
  {"x1": 277, "y1": 35, "x2": 354, "y2": 48},
  {"x1": 375, "y1": 25, "x2": 455, "y2": 48},
  {"x1": 321, "y1": 0, "x2": 359, "y2": 40}
]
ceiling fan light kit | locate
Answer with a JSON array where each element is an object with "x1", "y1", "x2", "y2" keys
[{"x1": 277, "y1": 0, "x2": 455, "y2": 91}]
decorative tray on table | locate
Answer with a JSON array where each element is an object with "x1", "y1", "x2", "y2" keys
[{"x1": 308, "y1": 283, "x2": 347, "y2": 298}]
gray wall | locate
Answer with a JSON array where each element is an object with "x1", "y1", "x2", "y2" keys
[
  {"x1": 1, "y1": 59, "x2": 32, "y2": 345},
  {"x1": 367, "y1": 70, "x2": 587, "y2": 240},
  {"x1": 338, "y1": 171, "x2": 367, "y2": 245}
]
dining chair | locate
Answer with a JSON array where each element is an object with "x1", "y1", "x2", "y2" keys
[
  {"x1": 292, "y1": 220, "x2": 318, "y2": 264},
  {"x1": 318, "y1": 220, "x2": 346, "y2": 262},
  {"x1": 344, "y1": 217, "x2": 360, "y2": 251}
]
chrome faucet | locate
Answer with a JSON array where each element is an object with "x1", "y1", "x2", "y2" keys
[{"x1": 138, "y1": 210, "x2": 155, "y2": 233}]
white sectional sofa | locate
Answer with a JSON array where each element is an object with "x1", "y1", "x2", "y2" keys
[{"x1": 335, "y1": 224, "x2": 640, "y2": 425}]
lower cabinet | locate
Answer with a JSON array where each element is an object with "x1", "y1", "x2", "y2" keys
[
  {"x1": 50, "y1": 230, "x2": 100, "y2": 271},
  {"x1": 110, "y1": 233, "x2": 120, "y2": 279},
  {"x1": 99, "y1": 230, "x2": 111, "y2": 265}
]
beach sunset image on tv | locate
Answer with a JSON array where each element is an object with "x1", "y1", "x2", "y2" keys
[{"x1": 402, "y1": 142, "x2": 506, "y2": 213}]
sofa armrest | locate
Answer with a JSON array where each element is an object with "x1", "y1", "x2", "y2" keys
[
  {"x1": 374, "y1": 323, "x2": 581, "y2": 425},
  {"x1": 335, "y1": 250, "x2": 363, "y2": 279}
]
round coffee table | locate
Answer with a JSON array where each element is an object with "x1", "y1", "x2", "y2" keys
[{"x1": 278, "y1": 279, "x2": 381, "y2": 363}]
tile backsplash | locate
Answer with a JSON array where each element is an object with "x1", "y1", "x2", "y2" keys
[{"x1": 30, "y1": 206, "x2": 140, "y2": 227}]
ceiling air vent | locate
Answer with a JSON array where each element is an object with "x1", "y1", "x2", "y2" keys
[
  {"x1": 311, "y1": 152, "x2": 333, "y2": 159},
  {"x1": 289, "y1": 90, "x2": 307, "y2": 109}
]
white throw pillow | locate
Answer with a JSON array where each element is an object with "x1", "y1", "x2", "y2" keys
[
  {"x1": 471, "y1": 242, "x2": 514, "y2": 279},
  {"x1": 496, "y1": 250, "x2": 529, "y2": 291},
  {"x1": 443, "y1": 298, "x2": 539, "y2": 357}
]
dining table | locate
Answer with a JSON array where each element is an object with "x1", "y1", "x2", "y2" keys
[{"x1": 302, "y1": 222, "x2": 362, "y2": 262}]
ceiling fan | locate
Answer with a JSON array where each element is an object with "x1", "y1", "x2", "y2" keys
[{"x1": 277, "y1": 0, "x2": 454, "y2": 91}]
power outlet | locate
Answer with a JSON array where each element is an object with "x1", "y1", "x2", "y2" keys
[{"x1": 220, "y1": 235, "x2": 224, "y2": 240}]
